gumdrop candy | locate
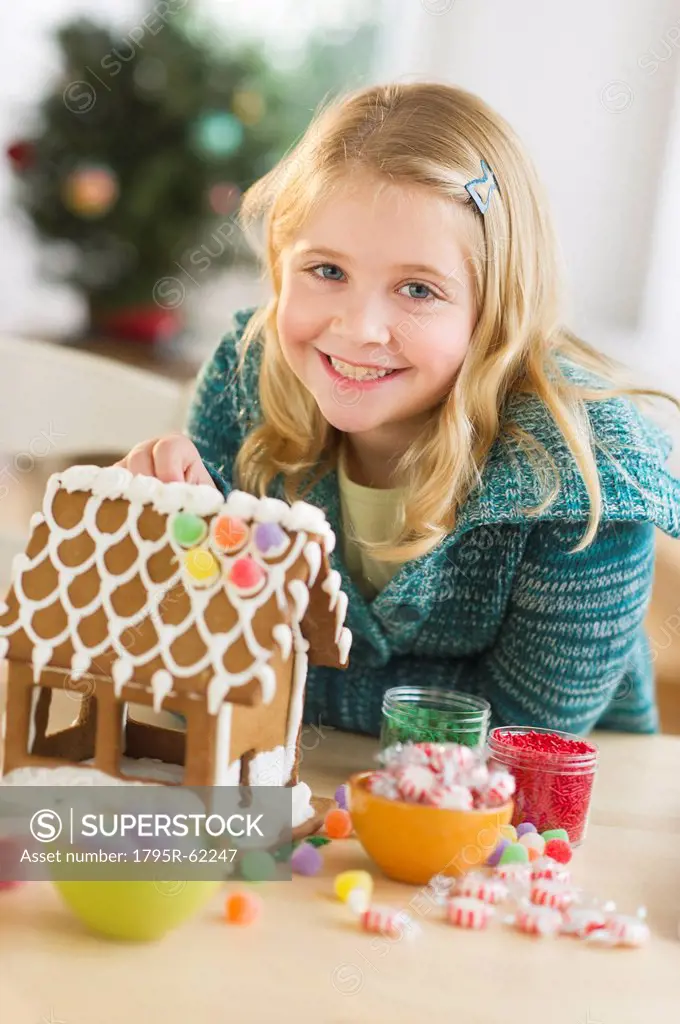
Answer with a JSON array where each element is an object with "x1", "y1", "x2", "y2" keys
[
  {"x1": 486, "y1": 838, "x2": 510, "y2": 867},
  {"x1": 499, "y1": 824, "x2": 518, "y2": 843},
  {"x1": 499, "y1": 842, "x2": 529, "y2": 866},
  {"x1": 291, "y1": 842, "x2": 323, "y2": 876},
  {"x1": 334, "y1": 870, "x2": 374, "y2": 903},
  {"x1": 239, "y1": 850, "x2": 277, "y2": 882},
  {"x1": 228, "y1": 556, "x2": 266, "y2": 592},
  {"x1": 516, "y1": 822, "x2": 537, "y2": 837},
  {"x1": 325, "y1": 808, "x2": 352, "y2": 838},
  {"x1": 172, "y1": 512, "x2": 208, "y2": 548},
  {"x1": 212, "y1": 515, "x2": 249, "y2": 552},
  {"x1": 544, "y1": 838, "x2": 572, "y2": 864},
  {"x1": 184, "y1": 547, "x2": 220, "y2": 585},
  {"x1": 519, "y1": 832, "x2": 545, "y2": 855},
  {"x1": 254, "y1": 521, "x2": 288, "y2": 556},
  {"x1": 224, "y1": 890, "x2": 262, "y2": 925},
  {"x1": 334, "y1": 783, "x2": 348, "y2": 810},
  {"x1": 541, "y1": 828, "x2": 569, "y2": 843}
]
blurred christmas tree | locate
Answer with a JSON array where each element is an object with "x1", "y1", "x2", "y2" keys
[{"x1": 6, "y1": 4, "x2": 378, "y2": 342}]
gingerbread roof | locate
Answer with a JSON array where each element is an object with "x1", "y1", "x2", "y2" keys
[{"x1": 0, "y1": 466, "x2": 351, "y2": 713}]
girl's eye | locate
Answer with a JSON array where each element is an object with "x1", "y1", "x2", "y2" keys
[
  {"x1": 399, "y1": 281, "x2": 437, "y2": 301},
  {"x1": 309, "y1": 263, "x2": 345, "y2": 282}
]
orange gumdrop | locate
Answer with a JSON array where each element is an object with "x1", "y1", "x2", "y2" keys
[
  {"x1": 325, "y1": 808, "x2": 353, "y2": 839},
  {"x1": 223, "y1": 890, "x2": 262, "y2": 925},
  {"x1": 527, "y1": 846, "x2": 541, "y2": 862},
  {"x1": 213, "y1": 515, "x2": 249, "y2": 552}
]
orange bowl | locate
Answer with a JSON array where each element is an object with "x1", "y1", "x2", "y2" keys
[{"x1": 348, "y1": 772, "x2": 513, "y2": 886}]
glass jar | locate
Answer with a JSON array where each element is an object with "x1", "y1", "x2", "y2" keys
[
  {"x1": 486, "y1": 726, "x2": 599, "y2": 845},
  {"x1": 380, "y1": 687, "x2": 491, "y2": 750}
]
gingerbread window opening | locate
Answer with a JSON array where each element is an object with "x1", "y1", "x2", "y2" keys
[
  {"x1": 23, "y1": 671, "x2": 99, "y2": 766},
  {"x1": 118, "y1": 699, "x2": 188, "y2": 785}
]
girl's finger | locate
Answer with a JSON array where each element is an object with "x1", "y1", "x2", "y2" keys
[
  {"x1": 151, "y1": 436, "x2": 190, "y2": 483},
  {"x1": 117, "y1": 444, "x2": 157, "y2": 477},
  {"x1": 185, "y1": 460, "x2": 216, "y2": 487}
]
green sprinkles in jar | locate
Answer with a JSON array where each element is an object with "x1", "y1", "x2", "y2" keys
[{"x1": 380, "y1": 687, "x2": 491, "y2": 750}]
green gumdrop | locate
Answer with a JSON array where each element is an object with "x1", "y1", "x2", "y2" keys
[
  {"x1": 239, "y1": 850, "x2": 277, "y2": 882},
  {"x1": 172, "y1": 512, "x2": 207, "y2": 548},
  {"x1": 541, "y1": 828, "x2": 569, "y2": 843},
  {"x1": 498, "y1": 842, "x2": 529, "y2": 865}
]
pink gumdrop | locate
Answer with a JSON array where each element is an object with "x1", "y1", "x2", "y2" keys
[{"x1": 228, "y1": 556, "x2": 265, "y2": 591}]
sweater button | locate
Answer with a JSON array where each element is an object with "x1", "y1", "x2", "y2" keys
[{"x1": 394, "y1": 603, "x2": 421, "y2": 623}]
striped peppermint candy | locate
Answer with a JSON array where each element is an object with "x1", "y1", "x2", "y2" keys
[
  {"x1": 360, "y1": 905, "x2": 413, "y2": 940},
  {"x1": 560, "y1": 906, "x2": 607, "y2": 938},
  {"x1": 396, "y1": 764, "x2": 438, "y2": 803},
  {"x1": 456, "y1": 873, "x2": 509, "y2": 905},
  {"x1": 483, "y1": 770, "x2": 516, "y2": 806},
  {"x1": 514, "y1": 904, "x2": 562, "y2": 937},
  {"x1": 598, "y1": 913, "x2": 650, "y2": 948},
  {"x1": 367, "y1": 771, "x2": 401, "y2": 801},
  {"x1": 530, "y1": 857, "x2": 571, "y2": 884},
  {"x1": 446, "y1": 896, "x2": 493, "y2": 930},
  {"x1": 530, "y1": 879, "x2": 577, "y2": 911}
]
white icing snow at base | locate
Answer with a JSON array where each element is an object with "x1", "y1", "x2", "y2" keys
[{"x1": 1, "y1": 765, "x2": 316, "y2": 826}]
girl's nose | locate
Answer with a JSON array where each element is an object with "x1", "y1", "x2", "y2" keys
[{"x1": 330, "y1": 302, "x2": 392, "y2": 348}]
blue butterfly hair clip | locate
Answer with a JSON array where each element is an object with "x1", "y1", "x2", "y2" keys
[{"x1": 464, "y1": 159, "x2": 498, "y2": 215}]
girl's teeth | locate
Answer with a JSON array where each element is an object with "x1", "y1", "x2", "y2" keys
[{"x1": 328, "y1": 357, "x2": 395, "y2": 381}]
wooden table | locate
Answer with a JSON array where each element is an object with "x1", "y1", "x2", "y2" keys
[{"x1": 0, "y1": 730, "x2": 679, "y2": 1023}]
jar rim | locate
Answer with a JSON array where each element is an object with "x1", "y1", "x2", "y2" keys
[
  {"x1": 382, "y1": 687, "x2": 491, "y2": 717},
  {"x1": 486, "y1": 725, "x2": 598, "y2": 768}
]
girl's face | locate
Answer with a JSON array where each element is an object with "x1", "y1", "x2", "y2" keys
[{"x1": 277, "y1": 174, "x2": 478, "y2": 441}]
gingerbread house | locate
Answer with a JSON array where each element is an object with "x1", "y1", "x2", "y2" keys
[{"x1": 0, "y1": 466, "x2": 351, "y2": 812}]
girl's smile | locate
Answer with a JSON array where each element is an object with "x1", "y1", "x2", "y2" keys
[{"x1": 319, "y1": 350, "x2": 410, "y2": 386}]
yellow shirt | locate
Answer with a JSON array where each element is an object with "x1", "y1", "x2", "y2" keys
[{"x1": 337, "y1": 455, "x2": 406, "y2": 600}]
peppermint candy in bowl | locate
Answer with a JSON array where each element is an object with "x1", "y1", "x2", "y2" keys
[{"x1": 348, "y1": 742, "x2": 515, "y2": 885}]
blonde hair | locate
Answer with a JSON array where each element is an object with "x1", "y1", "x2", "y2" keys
[{"x1": 233, "y1": 81, "x2": 678, "y2": 559}]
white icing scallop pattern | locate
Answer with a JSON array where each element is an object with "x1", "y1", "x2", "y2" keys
[{"x1": 0, "y1": 466, "x2": 351, "y2": 715}]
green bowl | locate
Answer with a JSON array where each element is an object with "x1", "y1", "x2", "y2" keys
[{"x1": 53, "y1": 878, "x2": 221, "y2": 941}]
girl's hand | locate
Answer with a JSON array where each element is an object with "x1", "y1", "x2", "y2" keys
[{"x1": 115, "y1": 433, "x2": 216, "y2": 487}]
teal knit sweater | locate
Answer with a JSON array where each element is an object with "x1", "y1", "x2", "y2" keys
[{"x1": 187, "y1": 308, "x2": 680, "y2": 737}]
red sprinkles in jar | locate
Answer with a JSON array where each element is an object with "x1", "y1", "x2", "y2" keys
[{"x1": 487, "y1": 728, "x2": 598, "y2": 844}]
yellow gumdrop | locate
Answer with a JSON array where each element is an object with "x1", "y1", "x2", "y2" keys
[
  {"x1": 333, "y1": 870, "x2": 374, "y2": 903},
  {"x1": 499, "y1": 824, "x2": 518, "y2": 843},
  {"x1": 184, "y1": 547, "x2": 220, "y2": 584}
]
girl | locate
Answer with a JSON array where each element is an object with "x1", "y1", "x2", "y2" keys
[{"x1": 119, "y1": 82, "x2": 680, "y2": 737}]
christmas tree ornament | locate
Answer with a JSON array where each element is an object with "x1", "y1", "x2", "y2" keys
[
  {"x1": 133, "y1": 56, "x2": 168, "y2": 96},
  {"x1": 232, "y1": 89, "x2": 265, "y2": 125},
  {"x1": 6, "y1": 140, "x2": 36, "y2": 172},
  {"x1": 62, "y1": 164, "x2": 119, "y2": 218},
  {"x1": 192, "y1": 111, "x2": 244, "y2": 158},
  {"x1": 208, "y1": 182, "x2": 241, "y2": 215}
]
